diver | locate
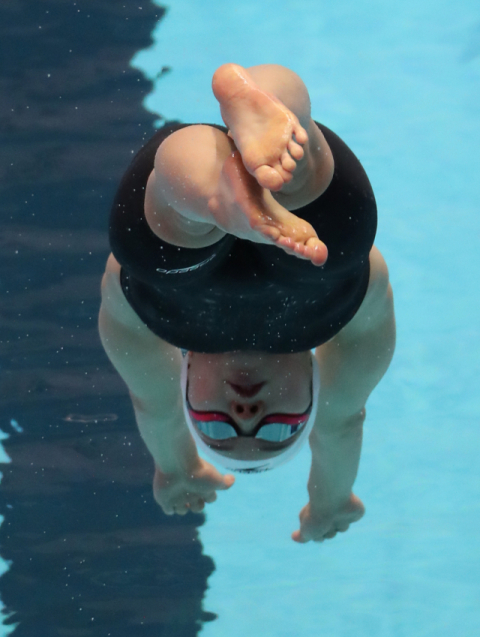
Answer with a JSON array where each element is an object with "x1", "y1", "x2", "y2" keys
[{"x1": 99, "y1": 63, "x2": 396, "y2": 543}]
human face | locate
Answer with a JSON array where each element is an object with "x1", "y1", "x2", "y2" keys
[{"x1": 186, "y1": 351, "x2": 313, "y2": 462}]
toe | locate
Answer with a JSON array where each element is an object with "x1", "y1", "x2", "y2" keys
[
  {"x1": 276, "y1": 161, "x2": 294, "y2": 184},
  {"x1": 258, "y1": 224, "x2": 282, "y2": 242},
  {"x1": 306, "y1": 237, "x2": 328, "y2": 265},
  {"x1": 281, "y1": 150, "x2": 297, "y2": 173},
  {"x1": 255, "y1": 165, "x2": 285, "y2": 191},
  {"x1": 293, "y1": 123, "x2": 308, "y2": 145},
  {"x1": 277, "y1": 236, "x2": 296, "y2": 250},
  {"x1": 288, "y1": 138, "x2": 305, "y2": 161}
]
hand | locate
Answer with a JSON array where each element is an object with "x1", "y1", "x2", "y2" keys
[
  {"x1": 153, "y1": 458, "x2": 235, "y2": 515},
  {"x1": 291, "y1": 494, "x2": 365, "y2": 543}
]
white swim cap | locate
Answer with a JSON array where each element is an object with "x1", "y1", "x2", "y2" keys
[{"x1": 180, "y1": 351, "x2": 320, "y2": 473}]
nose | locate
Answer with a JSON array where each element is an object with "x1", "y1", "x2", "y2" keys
[
  {"x1": 228, "y1": 383, "x2": 266, "y2": 429},
  {"x1": 231, "y1": 400, "x2": 263, "y2": 419}
]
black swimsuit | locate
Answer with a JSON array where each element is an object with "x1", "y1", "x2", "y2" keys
[{"x1": 109, "y1": 122, "x2": 377, "y2": 353}]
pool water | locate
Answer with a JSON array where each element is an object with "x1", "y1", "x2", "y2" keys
[{"x1": 1, "y1": 1, "x2": 479, "y2": 635}]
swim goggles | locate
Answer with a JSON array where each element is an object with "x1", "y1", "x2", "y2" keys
[{"x1": 186, "y1": 397, "x2": 313, "y2": 442}]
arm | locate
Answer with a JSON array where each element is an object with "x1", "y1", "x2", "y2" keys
[
  {"x1": 98, "y1": 255, "x2": 197, "y2": 474},
  {"x1": 98, "y1": 255, "x2": 234, "y2": 513},
  {"x1": 293, "y1": 246, "x2": 396, "y2": 542}
]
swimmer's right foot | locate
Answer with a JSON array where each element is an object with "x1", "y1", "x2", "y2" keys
[{"x1": 212, "y1": 63, "x2": 309, "y2": 192}]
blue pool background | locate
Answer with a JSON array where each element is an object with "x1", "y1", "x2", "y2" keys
[{"x1": 1, "y1": 0, "x2": 479, "y2": 635}]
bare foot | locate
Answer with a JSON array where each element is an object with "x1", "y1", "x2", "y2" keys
[
  {"x1": 208, "y1": 151, "x2": 327, "y2": 266},
  {"x1": 212, "y1": 63, "x2": 309, "y2": 192}
]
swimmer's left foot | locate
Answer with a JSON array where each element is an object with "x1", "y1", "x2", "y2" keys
[
  {"x1": 212, "y1": 63, "x2": 308, "y2": 192},
  {"x1": 209, "y1": 150, "x2": 327, "y2": 267}
]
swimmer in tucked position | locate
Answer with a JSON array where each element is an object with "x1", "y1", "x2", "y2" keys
[{"x1": 99, "y1": 63, "x2": 396, "y2": 543}]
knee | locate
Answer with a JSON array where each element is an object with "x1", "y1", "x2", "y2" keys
[
  {"x1": 154, "y1": 125, "x2": 233, "y2": 199},
  {"x1": 155, "y1": 125, "x2": 230, "y2": 171}
]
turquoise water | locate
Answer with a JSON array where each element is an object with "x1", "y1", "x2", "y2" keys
[
  {"x1": 131, "y1": 1, "x2": 480, "y2": 635},
  {"x1": 1, "y1": 0, "x2": 479, "y2": 635}
]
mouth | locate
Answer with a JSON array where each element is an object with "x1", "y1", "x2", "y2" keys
[{"x1": 227, "y1": 382, "x2": 265, "y2": 398}]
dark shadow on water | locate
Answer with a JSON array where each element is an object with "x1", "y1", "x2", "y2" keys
[{"x1": 0, "y1": 2, "x2": 215, "y2": 635}]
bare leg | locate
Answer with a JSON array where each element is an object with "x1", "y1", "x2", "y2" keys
[{"x1": 152, "y1": 64, "x2": 333, "y2": 265}]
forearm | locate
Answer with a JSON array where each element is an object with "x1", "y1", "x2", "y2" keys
[
  {"x1": 307, "y1": 412, "x2": 364, "y2": 508},
  {"x1": 133, "y1": 399, "x2": 201, "y2": 475}
]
